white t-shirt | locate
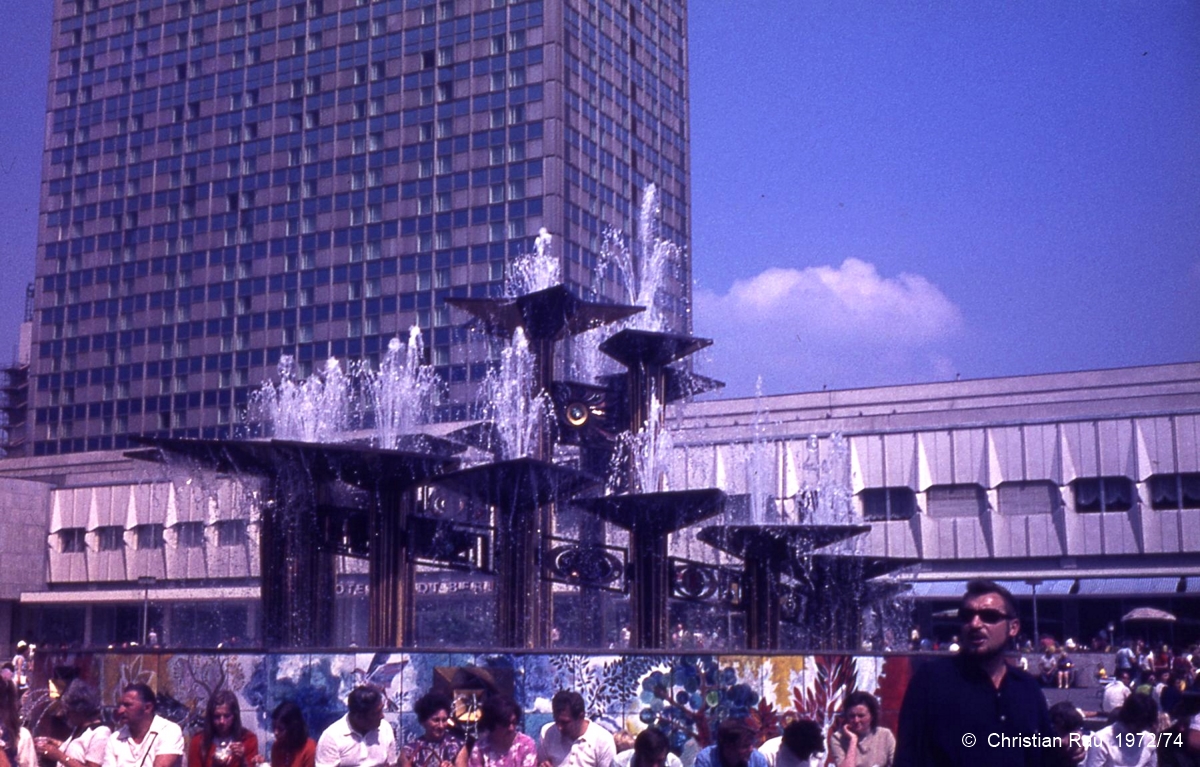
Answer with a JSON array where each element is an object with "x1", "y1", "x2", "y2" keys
[
  {"x1": 537, "y1": 721, "x2": 616, "y2": 767},
  {"x1": 613, "y1": 750, "x2": 681, "y2": 767},
  {"x1": 756, "y1": 736, "x2": 820, "y2": 767},
  {"x1": 1101, "y1": 681, "x2": 1132, "y2": 714},
  {"x1": 314, "y1": 715, "x2": 397, "y2": 767},
  {"x1": 63, "y1": 724, "x2": 114, "y2": 767},
  {"x1": 1083, "y1": 723, "x2": 1155, "y2": 767},
  {"x1": 15, "y1": 727, "x2": 38, "y2": 767},
  {"x1": 102, "y1": 716, "x2": 185, "y2": 767}
]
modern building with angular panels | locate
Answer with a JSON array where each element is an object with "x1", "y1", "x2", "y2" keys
[
  {"x1": 29, "y1": 0, "x2": 691, "y2": 457},
  {"x1": 669, "y1": 361, "x2": 1200, "y2": 645},
  {"x1": 1, "y1": 362, "x2": 1198, "y2": 649}
]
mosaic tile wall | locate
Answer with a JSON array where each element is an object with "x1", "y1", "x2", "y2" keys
[{"x1": 24, "y1": 651, "x2": 919, "y2": 759}]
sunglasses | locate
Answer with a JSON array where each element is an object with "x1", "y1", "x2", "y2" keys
[{"x1": 958, "y1": 608, "x2": 1010, "y2": 624}]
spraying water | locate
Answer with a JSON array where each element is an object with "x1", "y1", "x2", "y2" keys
[
  {"x1": 506, "y1": 227, "x2": 560, "y2": 297},
  {"x1": 596, "y1": 184, "x2": 682, "y2": 332},
  {"x1": 360, "y1": 327, "x2": 441, "y2": 449},
  {"x1": 250, "y1": 331, "x2": 441, "y2": 448},
  {"x1": 250, "y1": 357, "x2": 354, "y2": 443},
  {"x1": 793, "y1": 433, "x2": 853, "y2": 526},
  {"x1": 480, "y1": 327, "x2": 552, "y2": 460},
  {"x1": 745, "y1": 377, "x2": 774, "y2": 524},
  {"x1": 610, "y1": 393, "x2": 674, "y2": 494}
]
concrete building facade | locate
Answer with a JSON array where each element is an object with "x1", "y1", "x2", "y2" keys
[{"x1": 29, "y1": 0, "x2": 691, "y2": 457}]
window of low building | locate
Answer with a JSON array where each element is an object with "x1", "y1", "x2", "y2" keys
[
  {"x1": 215, "y1": 520, "x2": 247, "y2": 547},
  {"x1": 176, "y1": 521, "x2": 206, "y2": 548},
  {"x1": 925, "y1": 483, "x2": 987, "y2": 518},
  {"x1": 860, "y1": 487, "x2": 917, "y2": 521},
  {"x1": 1071, "y1": 476, "x2": 1135, "y2": 513},
  {"x1": 59, "y1": 527, "x2": 87, "y2": 553},
  {"x1": 97, "y1": 525, "x2": 124, "y2": 551},
  {"x1": 997, "y1": 480, "x2": 1061, "y2": 515},
  {"x1": 1147, "y1": 472, "x2": 1200, "y2": 510},
  {"x1": 135, "y1": 523, "x2": 166, "y2": 549}
]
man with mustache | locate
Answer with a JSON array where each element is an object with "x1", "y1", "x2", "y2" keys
[{"x1": 895, "y1": 579, "x2": 1069, "y2": 767}]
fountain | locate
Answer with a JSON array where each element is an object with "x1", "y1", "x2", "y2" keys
[
  {"x1": 361, "y1": 329, "x2": 441, "y2": 451},
  {"x1": 125, "y1": 184, "x2": 910, "y2": 653}
]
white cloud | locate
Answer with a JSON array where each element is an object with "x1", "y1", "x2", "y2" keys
[{"x1": 693, "y1": 258, "x2": 964, "y2": 397}]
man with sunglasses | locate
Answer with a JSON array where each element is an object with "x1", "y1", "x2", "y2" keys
[{"x1": 895, "y1": 579, "x2": 1069, "y2": 767}]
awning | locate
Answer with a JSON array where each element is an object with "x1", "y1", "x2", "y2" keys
[
  {"x1": 1075, "y1": 578, "x2": 1182, "y2": 596},
  {"x1": 909, "y1": 581, "x2": 968, "y2": 598},
  {"x1": 998, "y1": 579, "x2": 1075, "y2": 596},
  {"x1": 1122, "y1": 607, "x2": 1176, "y2": 622},
  {"x1": 908, "y1": 579, "x2": 1074, "y2": 598},
  {"x1": 20, "y1": 586, "x2": 260, "y2": 604}
]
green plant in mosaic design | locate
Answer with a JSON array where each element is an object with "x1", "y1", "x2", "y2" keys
[{"x1": 637, "y1": 656, "x2": 763, "y2": 752}]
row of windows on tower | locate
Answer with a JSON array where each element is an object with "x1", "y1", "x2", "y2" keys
[
  {"x1": 63, "y1": 0, "x2": 523, "y2": 35},
  {"x1": 61, "y1": 7, "x2": 535, "y2": 85}
]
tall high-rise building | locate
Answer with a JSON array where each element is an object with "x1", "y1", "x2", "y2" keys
[{"x1": 28, "y1": 0, "x2": 690, "y2": 457}]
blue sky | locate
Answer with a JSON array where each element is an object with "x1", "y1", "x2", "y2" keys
[{"x1": 1, "y1": 1, "x2": 1197, "y2": 397}]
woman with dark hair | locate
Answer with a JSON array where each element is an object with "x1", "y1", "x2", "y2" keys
[
  {"x1": 1083, "y1": 692, "x2": 1158, "y2": 767},
  {"x1": 264, "y1": 702, "x2": 315, "y2": 767},
  {"x1": 188, "y1": 691, "x2": 259, "y2": 767},
  {"x1": 613, "y1": 729, "x2": 681, "y2": 767},
  {"x1": 0, "y1": 678, "x2": 34, "y2": 767},
  {"x1": 828, "y1": 691, "x2": 894, "y2": 767},
  {"x1": 466, "y1": 697, "x2": 535, "y2": 767},
  {"x1": 34, "y1": 680, "x2": 111, "y2": 767},
  {"x1": 400, "y1": 693, "x2": 465, "y2": 767}
]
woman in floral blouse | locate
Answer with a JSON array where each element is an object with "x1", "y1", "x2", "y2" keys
[
  {"x1": 467, "y1": 697, "x2": 534, "y2": 767},
  {"x1": 400, "y1": 693, "x2": 466, "y2": 767}
]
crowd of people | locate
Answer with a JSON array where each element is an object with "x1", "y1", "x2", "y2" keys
[{"x1": 2, "y1": 580, "x2": 1200, "y2": 767}]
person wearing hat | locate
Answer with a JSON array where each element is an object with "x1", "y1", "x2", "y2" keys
[{"x1": 9, "y1": 645, "x2": 29, "y2": 694}]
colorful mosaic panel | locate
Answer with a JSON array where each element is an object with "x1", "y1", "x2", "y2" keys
[{"x1": 23, "y1": 651, "x2": 915, "y2": 755}]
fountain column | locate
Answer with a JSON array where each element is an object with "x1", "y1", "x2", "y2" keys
[
  {"x1": 742, "y1": 556, "x2": 780, "y2": 650},
  {"x1": 369, "y1": 483, "x2": 417, "y2": 646},
  {"x1": 574, "y1": 489, "x2": 725, "y2": 648},
  {"x1": 697, "y1": 524, "x2": 871, "y2": 651},
  {"x1": 260, "y1": 463, "x2": 336, "y2": 648},
  {"x1": 577, "y1": 329, "x2": 723, "y2": 649},
  {"x1": 432, "y1": 458, "x2": 597, "y2": 649},
  {"x1": 128, "y1": 437, "x2": 459, "y2": 650},
  {"x1": 446, "y1": 284, "x2": 639, "y2": 648}
]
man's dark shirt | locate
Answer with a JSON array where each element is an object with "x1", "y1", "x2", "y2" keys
[{"x1": 894, "y1": 655, "x2": 1060, "y2": 767}]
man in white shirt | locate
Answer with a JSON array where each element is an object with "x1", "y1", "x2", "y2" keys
[
  {"x1": 101, "y1": 683, "x2": 184, "y2": 767},
  {"x1": 537, "y1": 691, "x2": 615, "y2": 767},
  {"x1": 758, "y1": 721, "x2": 823, "y2": 767},
  {"x1": 1100, "y1": 669, "x2": 1133, "y2": 718},
  {"x1": 316, "y1": 686, "x2": 396, "y2": 767}
]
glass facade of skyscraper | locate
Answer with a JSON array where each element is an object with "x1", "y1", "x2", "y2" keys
[{"x1": 30, "y1": 0, "x2": 690, "y2": 456}]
